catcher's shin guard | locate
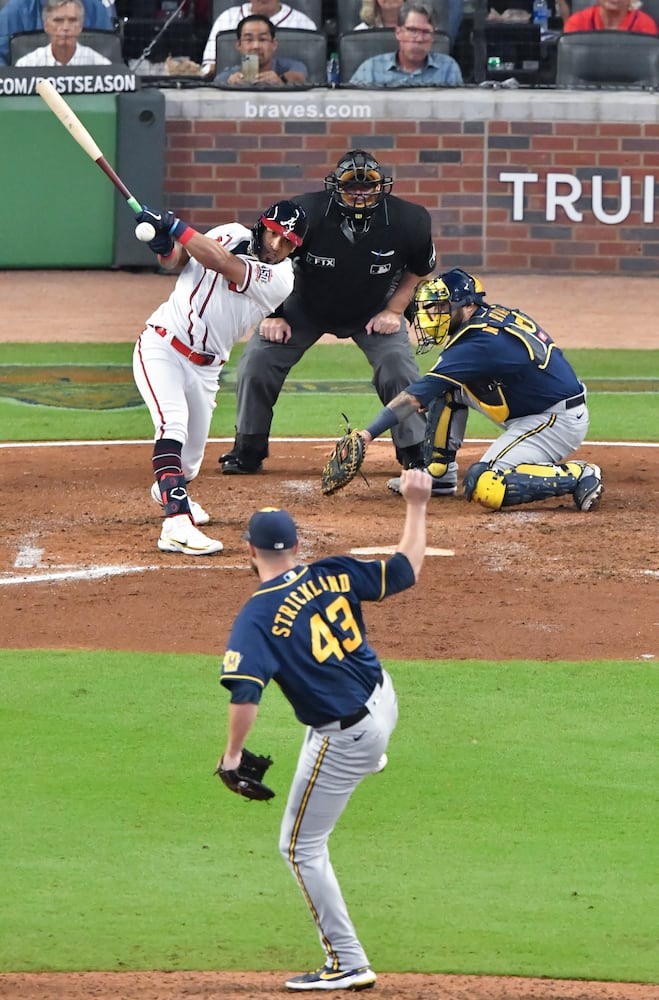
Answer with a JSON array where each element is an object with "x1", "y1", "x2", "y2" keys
[
  {"x1": 424, "y1": 394, "x2": 468, "y2": 479},
  {"x1": 464, "y1": 461, "x2": 582, "y2": 510}
]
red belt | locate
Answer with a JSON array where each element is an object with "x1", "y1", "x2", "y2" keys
[{"x1": 153, "y1": 325, "x2": 218, "y2": 367}]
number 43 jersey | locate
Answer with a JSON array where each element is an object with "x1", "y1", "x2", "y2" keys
[{"x1": 220, "y1": 553, "x2": 415, "y2": 727}]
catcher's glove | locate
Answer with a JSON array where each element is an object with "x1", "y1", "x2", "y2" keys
[
  {"x1": 321, "y1": 414, "x2": 367, "y2": 496},
  {"x1": 215, "y1": 748, "x2": 275, "y2": 802}
]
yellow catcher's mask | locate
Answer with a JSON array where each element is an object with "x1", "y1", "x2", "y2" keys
[{"x1": 411, "y1": 269, "x2": 486, "y2": 354}]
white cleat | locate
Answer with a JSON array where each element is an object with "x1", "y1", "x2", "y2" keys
[
  {"x1": 150, "y1": 481, "x2": 210, "y2": 526},
  {"x1": 372, "y1": 753, "x2": 388, "y2": 774},
  {"x1": 158, "y1": 514, "x2": 223, "y2": 556}
]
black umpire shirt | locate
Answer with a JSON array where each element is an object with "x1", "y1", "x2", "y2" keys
[{"x1": 281, "y1": 191, "x2": 436, "y2": 332}]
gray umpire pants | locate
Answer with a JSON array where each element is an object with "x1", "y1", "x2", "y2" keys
[
  {"x1": 234, "y1": 296, "x2": 426, "y2": 460},
  {"x1": 279, "y1": 669, "x2": 398, "y2": 972}
]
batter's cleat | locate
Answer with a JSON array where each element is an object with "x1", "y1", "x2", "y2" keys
[
  {"x1": 387, "y1": 463, "x2": 458, "y2": 497},
  {"x1": 219, "y1": 453, "x2": 263, "y2": 475},
  {"x1": 372, "y1": 753, "x2": 388, "y2": 774},
  {"x1": 157, "y1": 514, "x2": 223, "y2": 556},
  {"x1": 573, "y1": 463, "x2": 603, "y2": 512},
  {"x1": 150, "y1": 481, "x2": 210, "y2": 526},
  {"x1": 285, "y1": 966, "x2": 376, "y2": 991}
]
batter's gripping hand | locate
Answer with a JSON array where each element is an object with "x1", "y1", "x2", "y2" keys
[
  {"x1": 215, "y1": 748, "x2": 275, "y2": 802},
  {"x1": 137, "y1": 205, "x2": 189, "y2": 242},
  {"x1": 321, "y1": 414, "x2": 366, "y2": 496},
  {"x1": 148, "y1": 232, "x2": 175, "y2": 256}
]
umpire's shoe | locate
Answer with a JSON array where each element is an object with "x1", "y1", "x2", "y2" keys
[
  {"x1": 573, "y1": 463, "x2": 603, "y2": 512},
  {"x1": 387, "y1": 462, "x2": 458, "y2": 497},
  {"x1": 285, "y1": 965, "x2": 376, "y2": 991},
  {"x1": 219, "y1": 451, "x2": 263, "y2": 475}
]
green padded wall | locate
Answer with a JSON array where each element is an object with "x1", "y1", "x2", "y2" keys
[{"x1": 0, "y1": 95, "x2": 117, "y2": 268}]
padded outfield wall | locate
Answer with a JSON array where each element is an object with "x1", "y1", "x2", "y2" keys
[{"x1": 160, "y1": 87, "x2": 659, "y2": 276}]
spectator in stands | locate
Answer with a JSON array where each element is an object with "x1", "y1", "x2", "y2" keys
[
  {"x1": 349, "y1": 1, "x2": 463, "y2": 84},
  {"x1": 356, "y1": 0, "x2": 463, "y2": 44},
  {"x1": 215, "y1": 14, "x2": 307, "y2": 84},
  {"x1": 563, "y1": 0, "x2": 657, "y2": 31},
  {"x1": 355, "y1": 0, "x2": 404, "y2": 28},
  {"x1": 0, "y1": 0, "x2": 114, "y2": 65},
  {"x1": 14, "y1": 0, "x2": 112, "y2": 65},
  {"x1": 200, "y1": 0, "x2": 316, "y2": 77}
]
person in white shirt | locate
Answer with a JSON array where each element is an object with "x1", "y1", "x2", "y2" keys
[
  {"x1": 200, "y1": 0, "x2": 316, "y2": 78},
  {"x1": 15, "y1": 0, "x2": 111, "y2": 65}
]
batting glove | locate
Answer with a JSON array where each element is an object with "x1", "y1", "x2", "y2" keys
[
  {"x1": 148, "y1": 231, "x2": 175, "y2": 257},
  {"x1": 136, "y1": 205, "x2": 169, "y2": 235}
]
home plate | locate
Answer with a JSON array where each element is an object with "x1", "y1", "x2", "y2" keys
[{"x1": 350, "y1": 545, "x2": 454, "y2": 557}]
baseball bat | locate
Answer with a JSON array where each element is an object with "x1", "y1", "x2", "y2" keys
[{"x1": 36, "y1": 79, "x2": 142, "y2": 215}]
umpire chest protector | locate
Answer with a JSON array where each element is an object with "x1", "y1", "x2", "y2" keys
[{"x1": 289, "y1": 191, "x2": 435, "y2": 328}]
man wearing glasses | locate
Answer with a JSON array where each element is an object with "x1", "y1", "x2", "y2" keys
[{"x1": 349, "y1": 1, "x2": 463, "y2": 85}]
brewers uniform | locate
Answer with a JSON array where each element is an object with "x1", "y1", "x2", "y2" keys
[
  {"x1": 379, "y1": 269, "x2": 603, "y2": 511},
  {"x1": 219, "y1": 512, "x2": 420, "y2": 990},
  {"x1": 220, "y1": 149, "x2": 436, "y2": 475}
]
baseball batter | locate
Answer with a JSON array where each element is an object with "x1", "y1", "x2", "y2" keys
[
  {"x1": 219, "y1": 149, "x2": 436, "y2": 476},
  {"x1": 217, "y1": 468, "x2": 432, "y2": 992},
  {"x1": 362, "y1": 268, "x2": 603, "y2": 511},
  {"x1": 131, "y1": 200, "x2": 308, "y2": 555}
]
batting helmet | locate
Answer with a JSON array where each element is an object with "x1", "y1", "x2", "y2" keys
[
  {"x1": 252, "y1": 201, "x2": 308, "y2": 257},
  {"x1": 412, "y1": 269, "x2": 486, "y2": 353},
  {"x1": 324, "y1": 149, "x2": 393, "y2": 224}
]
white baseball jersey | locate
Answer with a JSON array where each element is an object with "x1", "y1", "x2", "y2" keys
[
  {"x1": 202, "y1": 3, "x2": 317, "y2": 71},
  {"x1": 15, "y1": 43, "x2": 111, "y2": 65},
  {"x1": 133, "y1": 223, "x2": 294, "y2": 483},
  {"x1": 144, "y1": 222, "x2": 294, "y2": 362}
]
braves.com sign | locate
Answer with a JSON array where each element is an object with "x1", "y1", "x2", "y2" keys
[{"x1": 500, "y1": 171, "x2": 657, "y2": 225}]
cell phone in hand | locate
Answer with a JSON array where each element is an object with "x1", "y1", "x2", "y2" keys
[{"x1": 241, "y1": 53, "x2": 258, "y2": 82}]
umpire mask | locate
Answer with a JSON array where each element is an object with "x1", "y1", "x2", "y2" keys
[{"x1": 324, "y1": 149, "x2": 393, "y2": 224}]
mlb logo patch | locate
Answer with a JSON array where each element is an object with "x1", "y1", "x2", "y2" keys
[{"x1": 370, "y1": 263, "x2": 391, "y2": 275}]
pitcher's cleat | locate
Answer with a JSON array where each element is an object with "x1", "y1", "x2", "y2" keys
[
  {"x1": 285, "y1": 965, "x2": 376, "y2": 991},
  {"x1": 573, "y1": 463, "x2": 603, "y2": 512},
  {"x1": 150, "y1": 481, "x2": 210, "y2": 525},
  {"x1": 158, "y1": 514, "x2": 223, "y2": 555}
]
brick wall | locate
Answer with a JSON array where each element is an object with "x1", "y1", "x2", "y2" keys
[{"x1": 163, "y1": 114, "x2": 659, "y2": 275}]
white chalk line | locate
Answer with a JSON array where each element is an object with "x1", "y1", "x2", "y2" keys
[
  {"x1": 0, "y1": 563, "x2": 248, "y2": 586},
  {"x1": 2, "y1": 438, "x2": 658, "y2": 450}
]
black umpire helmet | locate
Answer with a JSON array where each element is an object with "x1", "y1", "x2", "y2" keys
[
  {"x1": 252, "y1": 200, "x2": 308, "y2": 256},
  {"x1": 324, "y1": 149, "x2": 393, "y2": 222}
]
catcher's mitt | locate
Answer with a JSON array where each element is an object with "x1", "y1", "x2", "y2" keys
[
  {"x1": 215, "y1": 748, "x2": 275, "y2": 801},
  {"x1": 321, "y1": 415, "x2": 367, "y2": 496}
]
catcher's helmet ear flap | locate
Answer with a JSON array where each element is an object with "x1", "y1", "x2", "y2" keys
[
  {"x1": 324, "y1": 149, "x2": 393, "y2": 223},
  {"x1": 252, "y1": 200, "x2": 308, "y2": 257}
]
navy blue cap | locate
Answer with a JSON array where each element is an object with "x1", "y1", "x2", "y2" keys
[{"x1": 243, "y1": 508, "x2": 298, "y2": 551}]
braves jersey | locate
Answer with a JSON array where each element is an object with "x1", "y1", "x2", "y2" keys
[
  {"x1": 279, "y1": 192, "x2": 435, "y2": 330},
  {"x1": 220, "y1": 552, "x2": 415, "y2": 726},
  {"x1": 407, "y1": 302, "x2": 583, "y2": 422},
  {"x1": 144, "y1": 223, "x2": 294, "y2": 361}
]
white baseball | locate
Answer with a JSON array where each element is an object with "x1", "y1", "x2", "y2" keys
[{"x1": 135, "y1": 221, "x2": 156, "y2": 242}]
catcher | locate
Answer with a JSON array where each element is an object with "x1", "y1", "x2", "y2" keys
[
  {"x1": 216, "y1": 471, "x2": 432, "y2": 991},
  {"x1": 322, "y1": 268, "x2": 603, "y2": 512}
]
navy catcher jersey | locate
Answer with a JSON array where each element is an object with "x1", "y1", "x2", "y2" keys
[
  {"x1": 280, "y1": 191, "x2": 436, "y2": 330},
  {"x1": 407, "y1": 302, "x2": 583, "y2": 422},
  {"x1": 220, "y1": 552, "x2": 415, "y2": 726}
]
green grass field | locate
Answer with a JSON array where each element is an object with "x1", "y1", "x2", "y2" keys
[
  {"x1": 1, "y1": 651, "x2": 657, "y2": 981},
  {"x1": 1, "y1": 344, "x2": 659, "y2": 442},
  {"x1": 2, "y1": 343, "x2": 658, "y2": 982}
]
